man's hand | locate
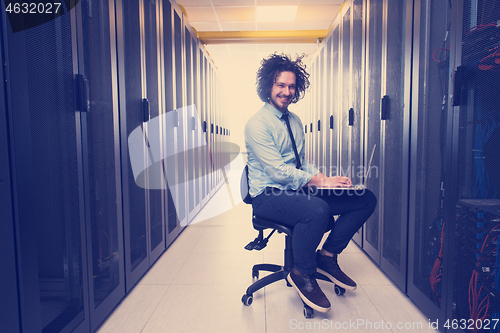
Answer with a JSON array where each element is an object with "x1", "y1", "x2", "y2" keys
[{"x1": 306, "y1": 173, "x2": 352, "y2": 188}]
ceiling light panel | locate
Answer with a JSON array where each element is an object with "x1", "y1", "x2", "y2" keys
[{"x1": 256, "y1": 6, "x2": 298, "y2": 22}]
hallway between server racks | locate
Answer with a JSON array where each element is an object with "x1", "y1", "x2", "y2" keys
[{"x1": 97, "y1": 169, "x2": 438, "y2": 333}]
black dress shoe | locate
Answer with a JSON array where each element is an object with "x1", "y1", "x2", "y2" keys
[
  {"x1": 316, "y1": 250, "x2": 357, "y2": 291},
  {"x1": 287, "y1": 267, "x2": 331, "y2": 313}
]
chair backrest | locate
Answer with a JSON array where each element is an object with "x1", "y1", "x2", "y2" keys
[{"x1": 240, "y1": 165, "x2": 252, "y2": 204}]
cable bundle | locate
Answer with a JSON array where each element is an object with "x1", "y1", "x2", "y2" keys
[
  {"x1": 469, "y1": 223, "x2": 500, "y2": 332},
  {"x1": 473, "y1": 87, "x2": 500, "y2": 200}
]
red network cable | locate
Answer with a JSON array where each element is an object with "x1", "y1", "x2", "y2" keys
[
  {"x1": 466, "y1": 22, "x2": 498, "y2": 35},
  {"x1": 432, "y1": 47, "x2": 450, "y2": 63},
  {"x1": 430, "y1": 222, "x2": 444, "y2": 303},
  {"x1": 468, "y1": 223, "x2": 500, "y2": 332},
  {"x1": 479, "y1": 46, "x2": 500, "y2": 71}
]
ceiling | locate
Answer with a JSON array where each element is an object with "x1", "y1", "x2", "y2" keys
[
  {"x1": 176, "y1": 0, "x2": 344, "y2": 32},
  {"x1": 175, "y1": 0, "x2": 345, "y2": 73}
]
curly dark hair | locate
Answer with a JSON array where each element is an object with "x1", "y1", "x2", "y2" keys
[{"x1": 256, "y1": 53, "x2": 310, "y2": 103}]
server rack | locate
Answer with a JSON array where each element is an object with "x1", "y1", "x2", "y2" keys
[
  {"x1": 318, "y1": 47, "x2": 326, "y2": 172},
  {"x1": 376, "y1": 0, "x2": 412, "y2": 291},
  {"x1": 324, "y1": 34, "x2": 333, "y2": 180},
  {"x1": 75, "y1": 1, "x2": 125, "y2": 330},
  {"x1": 163, "y1": 0, "x2": 180, "y2": 246},
  {"x1": 349, "y1": 0, "x2": 366, "y2": 246},
  {"x1": 185, "y1": 27, "x2": 195, "y2": 222},
  {"x1": 1, "y1": 0, "x2": 227, "y2": 331},
  {"x1": 330, "y1": 23, "x2": 340, "y2": 175},
  {"x1": 172, "y1": 5, "x2": 187, "y2": 227},
  {"x1": 407, "y1": 0, "x2": 452, "y2": 327},
  {"x1": 305, "y1": 0, "x2": 416, "y2": 299},
  {"x1": 116, "y1": 0, "x2": 165, "y2": 291},
  {"x1": 1, "y1": 0, "x2": 124, "y2": 330},
  {"x1": 340, "y1": 3, "x2": 351, "y2": 180},
  {"x1": 362, "y1": 0, "x2": 383, "y2": 265},
  {"x1": 305, "y1": 0, "x2": 500, "y2": 331},
  {"x1": 0, "y1": 11, "x2": 21, "y2": 333},
  {"x1": 447, "y1": 0, "x2": 500, "y2": 331}
]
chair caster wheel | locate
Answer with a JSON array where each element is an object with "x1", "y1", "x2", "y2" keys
[
  {"x1": 303, "y1": 304, "x2": 314, "y2": 318},
  {"x1": 242, "y1": 294, "x2": 253, "y2": 306},
  {"x1": 334, "y1": 285, "x2": 345, "y2": 296}
]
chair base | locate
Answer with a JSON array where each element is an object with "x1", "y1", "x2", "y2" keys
[
  {"x1": 245, "y1": 265, "x2": 289, "y2": 296},
  {"x1": 242, "y1": 215, "x2": 346, "y2": 318}
]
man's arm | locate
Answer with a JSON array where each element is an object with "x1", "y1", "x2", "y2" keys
[{"x1": 245, "y1": 118, "x2": 313, "y2": 189}]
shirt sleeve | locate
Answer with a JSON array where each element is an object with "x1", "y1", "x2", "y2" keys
[
  {"x1": 245, "y1": 118, "x2": 312, "y2": 190},
  {"x1": 301, "y1": 158, "x2": 320, "y2": 176}
]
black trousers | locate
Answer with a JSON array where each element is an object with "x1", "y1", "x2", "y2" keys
[{"x1": 252, "y1": 187, "x2": 377, "y2": 275}]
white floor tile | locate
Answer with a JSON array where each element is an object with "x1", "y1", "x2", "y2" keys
[
  {"x1": 141, "y1": 284, "x2": 266, "y2": 333},
  {"x1": 172, "y1": 249, "x2": 263, "y2": 286},
  {"x1": 96, "y1": 285, "x2": 170, "y2": 333},
  {"x1": 362, "y1": 284, "x2": 438, "y2": 333}
]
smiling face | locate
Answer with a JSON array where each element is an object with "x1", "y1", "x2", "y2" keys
[{"x1": 268, "y1": 71, "x2": 296, "y2": 113}]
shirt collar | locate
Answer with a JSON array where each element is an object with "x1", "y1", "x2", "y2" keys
[{"x1": 264, "y1": 102, "x2": 290, "y2": 119}]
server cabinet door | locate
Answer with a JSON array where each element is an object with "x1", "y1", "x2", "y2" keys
[
  {"x1": 198, "y1": 50, "x2": 206, "y2": 206},
  {"x1": 324, "y1": 35, "x2": 333, "y2": 175},
  {"x1": 201, "y1": 54, "x2": 209, "y2": 205},
  {"x1": 0, "y1": 12, "x2": 21, "y2": 332},
  {"x1": 350, "y1": 0, "x2": 365, "y2": 246},
  {"x1": 304, "y1": 69, "x2": 311, "y2": 163},
  {"x1": 173, "y1": 8, "x2": 188, "y2": 227},
  {"x1": 340, "y1": 4, "x2": 351, "y2": 178},
  {"x1": 448, "y1": 0, "x2": 500, "y2": 330},
  {"x1": 363, "y1": 0, "x2": 384, "y2": 264},
  {"x1": 309, "y1": 62, "x2": 317, "y2": 165},
  {"x1": 318, "y1": 47, "x2": 326, "y2": 171},
  {"x1": 4, "y1": 8, "x2": 90, "y2": 333},
  {"x1": 208, "y1": 64, "x2": 215, "y2": 196},
  {"x1": 75, "y1": 0, "x2": 126, "y2": 329},
  {"x1": 330, "y1": 25, "x2": 341, "y2": 173},
  {"x1": 185, "y1": 28, "x2": 199, "y2": 221},
  {"x1": 161, "y1": 0, "x2": 181, "y2": 246},
  {"x1": 378, "y1": 0, "x2": 412, "y2": 291},
  {"x1": 143, "y1": 0, "x2": 166, "y2": 263},
  {"x1": 407, "y1": 0, "x2": 452, "y2": 328},
  {"x1": 192, "y1": 39, "x2": 202, "y2": 213},
  {"x1": 117, "y1": 0, "x2": 152, "y2": 290},
  {"x1": 312, "y1": 55, "x2": 320, "y2": 168}
]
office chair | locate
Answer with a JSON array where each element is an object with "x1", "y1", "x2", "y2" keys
[{"x1": 240, "y1": 166, "x2": 345, "y2": 318}]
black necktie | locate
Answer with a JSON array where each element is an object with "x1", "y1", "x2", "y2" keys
[{"x1": 282, "y1": 113, "x2": 302, "y2": 169}]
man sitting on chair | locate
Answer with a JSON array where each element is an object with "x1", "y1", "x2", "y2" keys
[{"x1": 244, "y1": 53, "x2": 377, "y2": 313}]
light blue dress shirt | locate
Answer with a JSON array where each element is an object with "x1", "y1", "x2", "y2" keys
[{"x1": 244, "y1": 102, "x2": 320, "y2": 197}]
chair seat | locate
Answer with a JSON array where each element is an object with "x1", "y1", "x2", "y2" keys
[{"x1": 252, "y1": 215, "x2": 294, "y2": 236}]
